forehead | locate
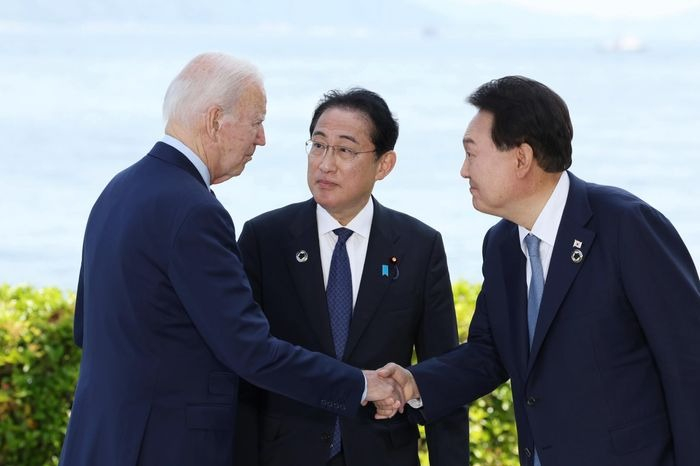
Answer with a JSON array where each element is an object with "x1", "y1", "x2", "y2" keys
[
  {"x1": 464, "y1": 110, "x2": 494, "y2": 145},
  {"x1": 313, "y1": 107, "x2": 373, "y2": 140}
]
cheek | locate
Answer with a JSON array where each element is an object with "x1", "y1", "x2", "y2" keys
[{"x1": 307, "y1": 158, "x2": 320, "y2": 177}]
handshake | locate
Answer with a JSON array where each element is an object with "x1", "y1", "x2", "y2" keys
[{"x1": 362, "y1": 363, "x2": 420, "y2": 419}]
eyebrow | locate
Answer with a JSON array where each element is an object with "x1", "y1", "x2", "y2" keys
[
  {"x1": 312, "y1": 131, "x2": 360, "y2": 145},
  {"x1": 463, "y1": 137, "x2": 475, "y2": 146}
]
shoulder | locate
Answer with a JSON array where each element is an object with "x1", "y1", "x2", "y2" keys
[
  {"x1": 585, "y1": 181, "x2": 646, "y2": 210},
  {"x1": 244, "y1": 199, "x2": 312, "y2": 228},
  {"x1": 134, "y1": 155, "x2": 231, "y2": 234},
  {"x1": 373, "y1": 201, "x2": 441, "y2": 239},
  {"x1": 583, "y1": 180, "x2": 667, "y2": 226}
]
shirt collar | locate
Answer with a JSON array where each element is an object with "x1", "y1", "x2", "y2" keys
[
  {"x1": 518, "y1": 171, "x2": 570, "y2": 249},
  {"x1": 161, "y1": 134, "x2": 211, "y2": 189},
  {"x1": 316, "y1": 198, "x2": 374, "y2": 239}
]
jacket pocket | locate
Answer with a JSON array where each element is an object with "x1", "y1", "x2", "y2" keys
[{"x1": 610, "y1": 413, "x2": 671, "y2": 454}]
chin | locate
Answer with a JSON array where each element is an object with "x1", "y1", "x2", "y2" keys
[{"x1": 312, "y1": 193, "x2": 335, "y2": 210}]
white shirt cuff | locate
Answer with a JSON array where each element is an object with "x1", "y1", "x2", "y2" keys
[
  {"x1": 361, "y1": 372, "x2": 368, "y2": 403},
  {"x1": 407, "y1": 398, "x2": 423, "y2": 409}
]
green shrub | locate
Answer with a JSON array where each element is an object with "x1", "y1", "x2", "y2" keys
[
  {"x1": 418, "y1": 281, "x2": 518, "y2": 466},
  {"x1": 0, "y1": 285, "x2": 80, "y2": 466},
  {"x1": 0, "y1": 282, "x2": 517, "y2": 465}
]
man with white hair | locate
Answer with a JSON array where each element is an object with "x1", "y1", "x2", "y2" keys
[{"x1": 59, "y1": 52, "x2": 401, "y2": 466}]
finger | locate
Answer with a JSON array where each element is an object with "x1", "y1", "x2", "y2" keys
[
  {"x1": 376, "y1": 362, "x2": 397, "y2": 377},
  {"x1": 374, "y1": 407, "x2": 397, "y2": 419}
]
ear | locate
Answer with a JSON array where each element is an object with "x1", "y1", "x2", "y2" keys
[
  {"x1": 204, "y1": 105, "x2": 223, "y2": 139},
  {"x1": 514, "y1": 142, "x2": 535, "y2": 178},
  {"x1": 374, "y1": 150, "x2": 397, "y2": 181}
]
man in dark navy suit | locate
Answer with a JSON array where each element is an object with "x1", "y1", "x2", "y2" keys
[
  {"x1": 58, "y1": 53, "x2": 402, "y2": 466},
  {"x1": 234, "y1": 88, "x2": 468, "y2": 466},
  {"x1": 378, "y1": 76, "x2": 700, "y2": 466}
]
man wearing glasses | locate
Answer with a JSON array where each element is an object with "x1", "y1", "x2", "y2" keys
[{"x1": 234, "y1": 88, "x2": 468, "y2": 466}]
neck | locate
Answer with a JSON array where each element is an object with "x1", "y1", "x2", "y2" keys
[
  {"x1": 165, "y1": 121, "x2": 210, "y2": 174},
  {"x1": 327, "y1": 197, "x2": 371, "y2": 226},
  {"x1": 507, "y1": 171, "x2": 562, "y2": 230}
]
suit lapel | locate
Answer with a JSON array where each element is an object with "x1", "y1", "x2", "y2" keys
[
  {"x1": 527, "y1": 173, "x2": 596, "y2": 373},
  {"x1": 498, "y1": 225, "x2": 530, "y2": 381},
  {"x1": 344, "y1": 199, "x2": 397, "y2": 360},
  {"x1": 284, "y1": 200, "x2": 336, "y2": 356}
]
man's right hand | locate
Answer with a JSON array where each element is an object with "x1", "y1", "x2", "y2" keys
[
  {"x1": 374, "y1": 363, "x2": 420, "y2": 419},
  {"x1": 362, "y1": 369, "x2": 405, "y2": 419}
]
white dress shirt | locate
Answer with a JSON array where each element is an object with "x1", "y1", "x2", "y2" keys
[
  {"x1": 316, "y1": 199, "x2": 374, "y2": 308},
  {"x1": 518, "y1": 171, "x2": 570, "y2": 289},
  {"x1": 317, "y1": 199, "x2": 374, "y2": 402}
]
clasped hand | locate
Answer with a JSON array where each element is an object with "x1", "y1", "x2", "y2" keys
[{"x1": 362, "y1": 363, "x2": 420, "y2": 419}]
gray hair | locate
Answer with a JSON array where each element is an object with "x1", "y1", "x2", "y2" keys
[{"x1": 162, "y1": 52, "x2": 263, "y2": 126}]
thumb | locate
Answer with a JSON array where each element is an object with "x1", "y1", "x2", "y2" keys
[{"x1": 377, "y1": 362, "x2": 398, "y2": 378}]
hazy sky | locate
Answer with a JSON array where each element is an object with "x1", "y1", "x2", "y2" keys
[{"x1": 427, "y1": 0, "x2": 700, "y2": 19}]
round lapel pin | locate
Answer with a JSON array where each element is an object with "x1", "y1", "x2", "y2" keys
[
  {"x1": 571, "y1": 249, "x2": 584, "y2": 263},
  {"x1": 296, "y1": 250, "x2": 308, "y2": 263}
]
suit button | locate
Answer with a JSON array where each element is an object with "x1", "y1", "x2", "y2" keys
[
  {"x1": 524, "y1": 448, "x2": 532, "y2": 458},
  {"x1": 526, "y1": 397, "x2": 537, "y2": 406},
  {"x1": 320, "y1": 432, "x2": 331, "y2": 442}
]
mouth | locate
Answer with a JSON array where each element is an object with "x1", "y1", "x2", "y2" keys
[{"x1": 316, "y1": 179, "x2": 337, "y2": 189}]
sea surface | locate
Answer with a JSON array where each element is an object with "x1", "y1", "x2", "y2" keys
[{"x1": 1, "y1": 14, "x2": 699, "y2": 290}]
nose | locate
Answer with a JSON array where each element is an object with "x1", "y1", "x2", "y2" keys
[
  {"x1": 256, "y1": 124, "x2": 266, "y2": 146},
  {"x1": 460, "y1": 157, "x2": 470, "y2": 179},
  {"x1": 318, "y1": 150, "x2": 336, "y2": 173}
]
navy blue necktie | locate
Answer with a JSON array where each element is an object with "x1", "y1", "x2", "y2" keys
[
  {"x1": 525, "y1": 233, "x2": 543, "y2": 466},
  {"x1": 326, "y1": 227, "x2": 353, "y2": 458}
]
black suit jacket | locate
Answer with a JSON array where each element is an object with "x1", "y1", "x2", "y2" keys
[
  {"x1": 234, "y1": 198, "x2": 468, "y2": 466},
  {"x1": 409, "y1": 172, "x2": 700, "y2": 466}
]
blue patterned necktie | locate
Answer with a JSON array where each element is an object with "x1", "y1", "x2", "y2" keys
[
  {"x1": 525, "y1": 233, "x2": 544, "y2": 466},
  {"x1": 326, "y1": 227, "x2": 353, "y2": 458}
]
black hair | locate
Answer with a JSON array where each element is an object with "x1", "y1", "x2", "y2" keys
[
  {"x1": 468, "y1": 76, "x2": 573, "y2": 172},
  {"x1": 309, "y1": 87, "x2": 399, "y2": 158}
]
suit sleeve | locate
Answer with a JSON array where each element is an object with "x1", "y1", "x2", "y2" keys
[
  {"x1": 233, "y1": 220, "x2": 263, "y2": 466},
  {"x1": 167, "y1": 201, "x2": 365, "y2": 417},
  {"x1": 410, "y1": 229, "x2": 509, "y2": 423},
  {"x1": 618, "y1": 203, "x2": 700, "y2": 466},
  {"x1": 73, "y1": 261, "x2": 84, "y2": 348},
  {"x1": 416, "y1": 232, "x2": 469, "y2": 466}
]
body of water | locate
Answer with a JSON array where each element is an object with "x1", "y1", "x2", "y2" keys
[{"x1": 2, "y1": 14, "x2": 699, "y2": 290}]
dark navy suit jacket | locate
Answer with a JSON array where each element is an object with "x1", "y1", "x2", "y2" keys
[
  {"x1": 409, "y1": 172, "x2": 700, "y2": 466},
  {"x1": 234, "y1": 198, "x2": 468, "y2": 466},
  {"x1": 59, "y1": 142, "x2": 364, "y2": 466}
]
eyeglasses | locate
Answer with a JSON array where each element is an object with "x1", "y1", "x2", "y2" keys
[{"x1": 305, "y1": 139, "x2": 376, "y2": 162}]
